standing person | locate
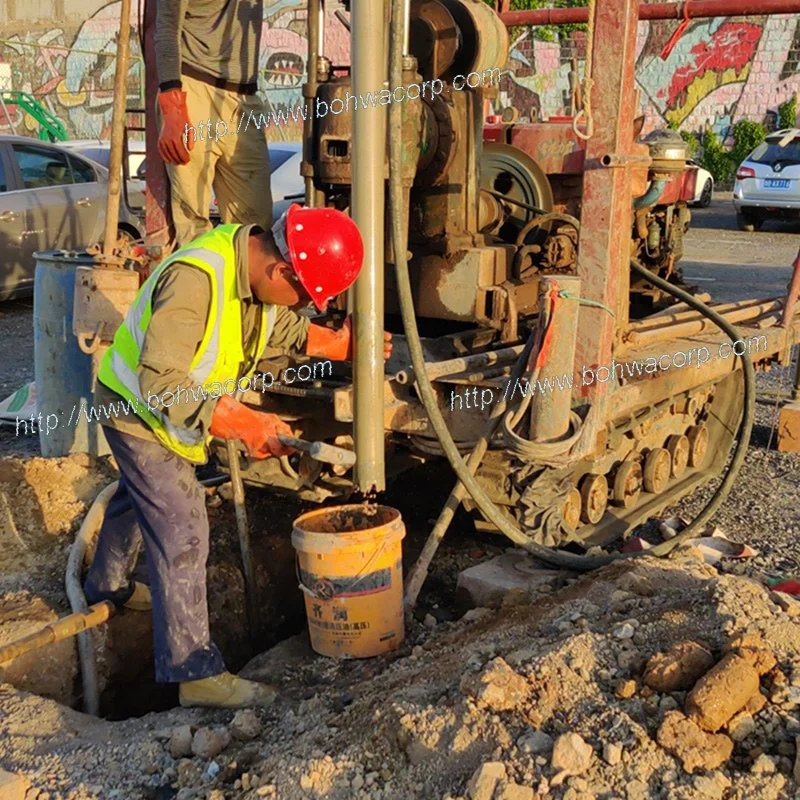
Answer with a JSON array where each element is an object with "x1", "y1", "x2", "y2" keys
[
  {"x1": 84, "y1": 205, "x2": 392, "y2": 708},
  {"x1": 155, "y1": 0, "x2": 273, "y2": 246}
]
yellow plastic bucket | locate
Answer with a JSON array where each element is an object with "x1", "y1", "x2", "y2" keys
[{"x1": 291, "y1": 505, "x2": 406, "y2": 658}]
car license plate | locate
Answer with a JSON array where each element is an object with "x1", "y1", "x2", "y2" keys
[{"x1": 764, "y1": 178, "x2": 791, "y2": 189}]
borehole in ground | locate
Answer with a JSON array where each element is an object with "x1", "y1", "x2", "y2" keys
[{"x1": 0, "y1": 455, "x2": 503, "y2": 720}]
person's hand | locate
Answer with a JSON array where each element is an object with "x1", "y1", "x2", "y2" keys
[
  {"x1": 248, "y1": 412, "x2": 296, "y2": 459},
  {"x1": 209, "y1": 395, "x2": 295, "y2": 459},
  {"x1": 307, "y1": 316, "x2": 393, "y2": 361},
  {"x1": 383, "y1": 329, "x2": 393, "y2": 361},
  {"x1": 157, "y1": 89, "x2": 193, "y2": 165}
]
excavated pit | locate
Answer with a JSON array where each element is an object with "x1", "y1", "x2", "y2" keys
[
  {"x1": 0, "y1": 453, "x2": 477, "y2": 720},
  {"x1": 0, "y1": 451, "x2": 312, "y2": 719}
]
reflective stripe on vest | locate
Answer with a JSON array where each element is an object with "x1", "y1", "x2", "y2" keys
[{"x1": 98, "y1": 224, "x2": 276, "y2": 463}]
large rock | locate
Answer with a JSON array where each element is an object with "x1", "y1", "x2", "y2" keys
[
  {"x1": 686, "y1": 652, "x2": 760, "y2": 732},
  {"x1": 466, "y1": 762, "x2": 506, "y2": 800},
  {"x1": 456, "y1": 554, "x2": 565, "y2": 609},
  {"x1": 461, "y1": 657, "x2": 531, "y2": 712},
  {"x1": 643, "y1": 641, "x2": 714, "y2": 693},
  {"x1": 657, "y1": 711, "x2": 734, "y2": 773},
  {"x1": 550, "y1": 732, "x2": 593, "y2": 785},
  {"x1": 0, "y1": 769, "x2": 28, "y2": 800},
  {"x1": 723, "y1": 632, "x2": 777, "y2": 676}
]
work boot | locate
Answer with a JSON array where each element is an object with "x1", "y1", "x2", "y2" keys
[
  {"x1": 178, "y1": 671, "x2": 278, "y2": 709},
  {"x1": 123, "y1": 581, "x2": 152, "y2": 612}
]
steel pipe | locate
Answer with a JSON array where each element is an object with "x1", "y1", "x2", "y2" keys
[
  {"x1": 500, "y1": 0, "x2": 800, "y2": 26},
  {"x1": 627, "y1": 300, "x2": 784, "y2": 344},
  {"x1": 781, "y1": 248, "x2": 800, "y2": 327},
  {"x1": 102, "y1": 0, "x2": 132, "y2": 257},
  {"x1": 394, "y1": 344, "x2": 526, "y2": 384},
  {"x1": 304, "y1": 0, "x2": 321, "y2": 208},
  {"x1": 631, "y1": 296, "x2": 783, "y2": 332},
  {"x1": 351, "y1": 0, "x2": 389, "y2": 492}
]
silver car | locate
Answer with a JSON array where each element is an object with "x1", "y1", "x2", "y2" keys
[
  {"x1": 733, "y1": 128, "x2": 800, "y2": 231},
  {"x1": 0, "y1": 135, "x2": 145, "y2": 301}
]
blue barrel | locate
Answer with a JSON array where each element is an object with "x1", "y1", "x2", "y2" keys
[{"x1": 33, "y1": 251, "x2": 110, "y2": 458}]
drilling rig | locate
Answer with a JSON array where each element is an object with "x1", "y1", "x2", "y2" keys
[{"x1": 156, "y1": 0, "x2": 800, "y2": 551}]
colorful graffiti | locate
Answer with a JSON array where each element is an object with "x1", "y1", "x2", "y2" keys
[
  {"x1": 505, "y1": 14, "x2": 800, "y2": 139},
  {"x1": 1, "y1": 2, "x2": 797, "y2": 141},
  {"x1": 0, "y1": 0, "x2": 352, "y2": 140}
]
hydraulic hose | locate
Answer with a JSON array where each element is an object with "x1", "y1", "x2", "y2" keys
[
  {"x1": 66, "y1": 472, "x2": 233, "y2": 716},
  {"x1": 387, "y1": 0, "x2": 754, "y2": 571},
  {"x1": 65, "y1": 480, "x2": 119, "y2": 716}
]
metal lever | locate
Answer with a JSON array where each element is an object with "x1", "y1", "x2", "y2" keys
[{"x1": 278, "y1": 435, "x2": 357, "y2": 467}]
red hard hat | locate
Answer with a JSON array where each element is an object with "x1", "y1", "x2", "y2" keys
[{"x1": 273, "y1": 203, "x2": 364, "y2": 311}]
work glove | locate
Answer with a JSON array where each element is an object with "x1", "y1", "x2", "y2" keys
[
  {"x1": 209, "y1": 395, "x2": 295, "y2": 459},
  {"x1": 305, "y1": 316, "x2": 393, "y2": 361},
  {"x1": 157, "y1": 89, "x2": 193, "y2": 166}
]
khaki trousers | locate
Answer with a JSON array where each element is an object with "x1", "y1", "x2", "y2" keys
[{"x1": 160, "y1": 74, "x2": 273, "y2": 246}]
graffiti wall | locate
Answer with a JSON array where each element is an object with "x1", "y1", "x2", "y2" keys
[
  {"x1": 0, "y1": 1, "x2": 797, "y2": 142},
  {"x1": 505, "y1": 14, "x2": 800, "y2": 139},
  {"x1": 0, "y1": 0, "x2": 351, "y2": 140}
]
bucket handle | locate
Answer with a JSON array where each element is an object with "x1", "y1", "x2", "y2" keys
[{"x1": 296, "y1": 537, "x2": 392, "y2": 601}]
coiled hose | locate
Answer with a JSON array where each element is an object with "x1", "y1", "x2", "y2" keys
[
  {"x1": 66, "y1": 473, "x2": 231, "y2": 716},
  {"x1": 387, "y1": 0, "x2": 754, "y2": 572}
]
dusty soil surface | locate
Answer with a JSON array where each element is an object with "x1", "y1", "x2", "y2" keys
[
  {"x1": 1, "y1": 448, "x2": 800, "y2": 800},
  {"x1": 2, "y1": 553, "x2": 800, "y2": 800}
]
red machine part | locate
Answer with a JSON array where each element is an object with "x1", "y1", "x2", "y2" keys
[{"x1": 500, "y1": 0, "x2": 800, "y2": 27}]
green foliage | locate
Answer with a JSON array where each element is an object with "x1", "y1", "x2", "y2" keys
[
  {"x1": 778, "y1": 94, "x2": 797, "y2": 130},
  {"x1": 700, "y1": 130, "x2": 733, "y2": 184},
  {"x1": 487, "y1": 0, "x2": 589, "y2": 43},
  {"x1": 730, "y1": 119, "x2": 766, "y2": 168},
  {"x1": 680, "y1": 130, "x2": 699, "y2": 159}
]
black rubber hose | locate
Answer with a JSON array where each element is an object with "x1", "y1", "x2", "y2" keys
[{"x1": 386, "y1": 13, "x2": 755, "y2": 570}]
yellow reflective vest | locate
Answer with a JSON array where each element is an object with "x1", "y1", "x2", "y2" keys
[{"x1": 98, "y1": 224, "x2": 276, "y2": 464}]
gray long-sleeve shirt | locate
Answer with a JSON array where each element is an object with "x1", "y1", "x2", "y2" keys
[{"x1": 155, "y1": 0, "x2": 264, "y2": 92}]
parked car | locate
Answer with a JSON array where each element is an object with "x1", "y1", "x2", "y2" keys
[
  {"x1": 0, "y1": 135, "x2": 144, "y2": 301},
  {"x1": 135, "y1": 141, "x2": 304, "y2": 223},
  {"x1": 60, "y1": 138, "x2": 146, "y2": 178},
  {"x1": 60, "y1": 138, "x2": 146, "y2": 213},
  {"x1": 687, "y1": 159, "x2": 714, "y2": 208},
  {"x1": 733, "y1": 128, "x2": 800, "y2": 231}
]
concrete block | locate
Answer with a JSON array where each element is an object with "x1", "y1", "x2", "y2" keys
[
  {"x1": 456, "y1": 553, "x2": 566, "y2": 609},
  {"x1": 777, "y1": 401, "x2": 800, "y2": 453}
]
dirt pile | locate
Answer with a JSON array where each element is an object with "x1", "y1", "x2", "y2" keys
[{"x1": 1, "y1": 554, "x2": 800, "y2": 800}]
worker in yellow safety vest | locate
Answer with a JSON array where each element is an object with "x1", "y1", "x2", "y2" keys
[{"x1": 84, "y1": 204, "x2": 392, "y2": 709}]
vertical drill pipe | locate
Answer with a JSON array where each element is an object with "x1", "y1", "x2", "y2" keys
[
  {"x1": 102, "y1": 0, "x2": 132, "y2": 257},
  {"x1": 351, "y1": 0, "x2": 388, "y2": 492},
  {"x1": 304, "y1": 0, "x2": 320, "y2": 207},
  {"x1": 571, "y1": 0, "x2": 640, "y2": 457},
  {"x1": 529, "y1": 277, "x2": 581, "y2": 442}
]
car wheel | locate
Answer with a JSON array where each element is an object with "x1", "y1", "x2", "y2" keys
[
  {"x1": 698, "y1": 179, "x2": 712, "y2": 208},
  {"x1": 736, "y1": 211, "x2": 762, "y2": 232}
]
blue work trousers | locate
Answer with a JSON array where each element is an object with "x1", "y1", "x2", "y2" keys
[{"x1": 84, "y1": 426, "x2": 226, "y2": 683}]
